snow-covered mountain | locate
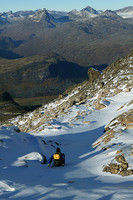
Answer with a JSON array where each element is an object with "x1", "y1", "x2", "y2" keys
[
  {"x1": 48, "y1": 10, "x2": 67, "y2": 19},
  {"x1": 67, "y1": 9, "x2": 97, "y2": 21},
  {"x1": 0, "y1": 5, "x2": 133, "y2": 25},
  {"x1": 116, "y1": 6, "x2": 133, "y2": 18},
  {"x1": 99, "y1": 10, "x2": 123, "y2": 20},
  {"x1": 27, "y1": 8, "x2": 56, "y2": 23},
  {"x1": 0, "y1": 50, "x2": 133, "y2": 199},
  {"x1": 0, "y1": 10, "x2": 35, "y2": 23},
  {"x1": 66, "y1": 6, "x2": 100, "y2": 21},
  {"x1": 81, "y1": 6, "x2": 99, "y2": 14},
  {"x1": 0, "y1": 8, "x2": 56, "y2": 24}
]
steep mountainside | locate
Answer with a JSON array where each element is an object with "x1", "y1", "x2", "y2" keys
[
  {"x1": 26, "y1": 8, "x2": 56, "y2": 26},
  {"x1": 0, "y1": 51, "x2": 132, "y2": 199},
  {"x1": 4, "y1": 50, "x2": 132, "y2": 132},
  {"x1": 1, "y1": 50, "x2": 132, "y2": 178}
]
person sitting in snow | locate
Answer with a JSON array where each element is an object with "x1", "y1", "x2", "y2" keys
[{"x1": 48, "y1": 147, "x2": 65, "y2": 167}]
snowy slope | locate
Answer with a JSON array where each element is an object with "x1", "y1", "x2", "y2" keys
[
  {"x1": 0, "y1": 90, "x2": 133, "y2": 199},
  {"x1": 0, "y1": 52, "x2": 133, "y2": 199}
]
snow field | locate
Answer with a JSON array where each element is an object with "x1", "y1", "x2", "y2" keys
[{"x1": 0, "y1": 89, "x2": 133, "y2": 199}]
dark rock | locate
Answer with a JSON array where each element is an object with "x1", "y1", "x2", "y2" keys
[
  {"x1": 0, "y1": 91, "x2": 15, "y2": 102},
  {"x1": 120, "y1": 170, "x2": 133, "y2": 176},
  {"x1": 40, "y1": 154, "x2": 47, "y2": 164}
]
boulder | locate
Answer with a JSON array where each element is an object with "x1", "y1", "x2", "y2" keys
[
  {"x1": 95, "y1": 102, "x2": 106, "y2": 110},
  {"x1": 88, "y1": 68, "x2": 101, "y2": 85}
]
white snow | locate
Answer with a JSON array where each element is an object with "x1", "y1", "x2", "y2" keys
[
  {"x1": 0, "y1": 89, "x2": 133, "y2": 199},
  {"x1": 117, "y1": 12, "x2": 133, "y2": 18}
]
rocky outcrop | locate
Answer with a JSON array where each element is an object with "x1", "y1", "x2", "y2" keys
[
  {"x1": 105, "y1": 109, "x2": 133, "y2": 132},
  {"x1": 95, "y1": 102, "x2": 106, "y2": 110},
  {"x1": 94, "y1": 109, "x2": 133, "y2": 146},
  {"x1": 88, "y1": 68, "x2": 101, "y2": 85},
  {"x1": 103, "y1": 155, "x2": 133, "y2": 176},
  {"x1": 93, "y1": 108, "x2": 133, "y2": 176}
]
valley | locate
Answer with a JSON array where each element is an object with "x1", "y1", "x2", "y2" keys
[{"x1": 0, "y1": 6, "x2": 133, "y2": 109}]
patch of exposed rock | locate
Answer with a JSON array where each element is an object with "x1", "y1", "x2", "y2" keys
[
  {"x1": 88, "y1": 67, "x2": 101, "y2": 85},
  {"x1": 93, "y1": 109, "x2": 133, "y2": 176},
  {"x1": 93, "y1": 109, "x2": 133, "y2": 148},
  {"x1": 103, "y1": 155, "x2": 133, "y2": 176},
  {"x1": 105, "y1": 109, "x2": 133, "y2": 133}
]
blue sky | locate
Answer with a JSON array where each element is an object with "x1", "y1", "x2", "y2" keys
[{"x1": 0, "y1": 0, "x2": 133, "y2": 13}]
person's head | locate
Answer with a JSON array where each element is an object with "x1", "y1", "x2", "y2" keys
[{"x1": 56, "y1": 147, "x2": 60, "y2": 153}]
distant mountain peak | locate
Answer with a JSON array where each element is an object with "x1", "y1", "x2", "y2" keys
[
  {"x1": 115, "y1": 6, "x2": 133, "y2": 19},
  {"x1": 68, "y1": 9, "x2": 80, "y2": 15},
  {"x1": 28, "y1": 8, "x2": 55, "y2": 23},
  {"x1": 81, "y1": 6, "x2": 98, "y2": 14},
  {"x1": 67, "y1": 7, "x2": 98, "y2": 20},
  {"x1": 116, "y1": 6, "x2": 133, "y2": 13},
  {"x1": 0, "y1": 10, "x2": 27, "y2": 24},
  {"x1": 99, "y1": 10, "x2": 122, "y2": 19}
]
